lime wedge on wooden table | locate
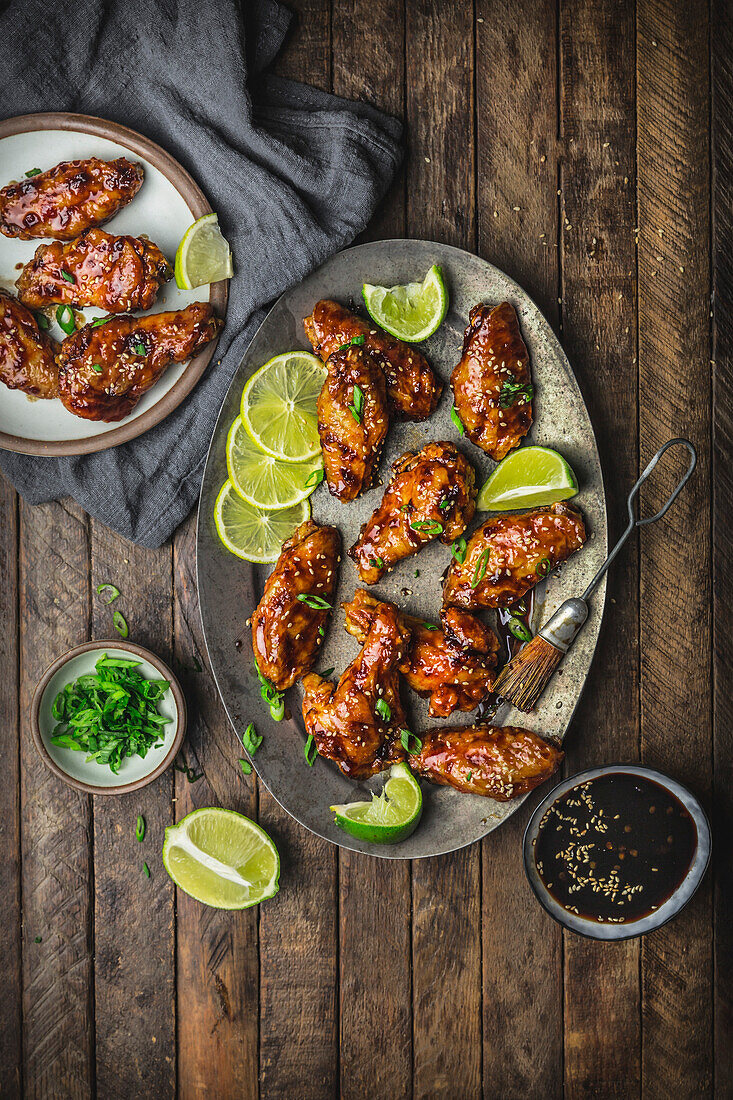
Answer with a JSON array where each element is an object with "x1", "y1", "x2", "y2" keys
[
  {"x1": 477, "y1": 446, "x2": 579, "y2": 511},
  {"x1": 362, "y1": 264, "x2": 448, "y2": 342},
  {"x1": 174, "y1": 213, "x2": 234, "y2": 289},
  {"x1": 163, "y1": 807, "x2": 279, "y2": 910},
  {"x1": 330, "y1": 762, "x2": 423, "y2": 844},
  {"x1": 226, "y1": 415, "x2": 323, "y2": 510},
  {"x1": 214, "y1": 481, "x2": 310, "y2": 562},
  {"x1": 241, "y1": 351, "x2": 326, "y2": 463}
]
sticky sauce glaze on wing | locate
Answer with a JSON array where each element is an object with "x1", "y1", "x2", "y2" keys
[
  {"x1": 0, "y1": 158, "x2": 144, "y2": 240},
  {"x1": 251, "y1": 520, "x2": 341, "y2": 691},
  {"x1": 17, "y1": 229, "x2": 172, "y2": 313},
  {"x1": 413, "y1": 725, "x2": 563, "y2": 800},
  {"x1": 0, "y1": 291, "x2": 59, "y2": 398},
  {"x1": 304, "y1": 299, "x2": 441, "y2": 421},
  {"x1": 451, "y1": 301, "x2": 533, "y2": 461},
  {"x1": 57, "y1": 302, "x2": 222, "y2": 422},
  {"x1": 442, "y1": 502, "x2": 586, "y2": 610}
]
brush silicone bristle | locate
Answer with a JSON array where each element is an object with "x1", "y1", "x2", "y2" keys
[{"x1": 492, "y1": 635, "x2": 564, "y2": 712}]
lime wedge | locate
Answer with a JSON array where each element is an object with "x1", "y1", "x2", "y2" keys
[
  {"x1": 226, "y1": 415, "x2": 323, "y2": 510},
  {"x1": 477, "y1": 446, "x2": 579, "y2": 511},
  {"x1": 241, "y1": 351, "x2": 326, "y2": 463},
  {"x1": 163, "y1": 807, "x2": 279, "y2": 910},
  {"x1": 174, "y1": 213, "x2": 234, "y2": 290},
  {"x1": 362, "y1": 264, "x2": 448, "y2": 342},
  {"x1": 330, "y1": 762, "x2": 423, "y2": 844},
  {"x1": 214, "y1": 480, "x2": 310, "y2": 562}
]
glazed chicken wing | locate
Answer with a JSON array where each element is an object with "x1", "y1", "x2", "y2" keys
[
  {"x1": 0, "y1": 158, "x2": 144, "y2": 241},
  {"x1": 17, "y1": 228, "x2": 172, "y2": 313},
  {"x1": 57, "y1": 302, "x2": 222, "y2": 422},
  {"x1": 442, "y1": 502, "x2": 586, "y2": 610},
  {"x1": 350, "y1": 441, "x2": 476, "y2": 584},
  {"x1": 301, "y1": 604, "x2": 410, "y2": 780},
  {"x1": 451, "y1": 302, "x2": 533, "y2": 461},
  {"x1": 0, "y1": 291, "x2": 58, "y2": 398},
  {"x1": 317, "y1": 344, "x2": 389, "y2": 501},
  {"x1": 305, "y1": 299, "x2": 441, "y2": 421},
  {"x1": 413, "y1": 724, "x2": 563, "y2": 800},
  {"x1": 342, "y1": 589, "x2": 499, "y2": 718},
  {"x1": 252, "y1": 520, "x2": 341, "y2": 692}
]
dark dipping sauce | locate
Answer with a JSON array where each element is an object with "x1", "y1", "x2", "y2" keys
[{"x1": 533, "y1": 772, "x2": 697, "y2": 925}]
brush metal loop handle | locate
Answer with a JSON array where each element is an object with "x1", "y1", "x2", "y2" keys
[{"x1": 582, "y1": 437, "x2": 697, "y2": 601}]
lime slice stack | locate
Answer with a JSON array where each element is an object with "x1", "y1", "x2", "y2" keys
[
  {"x1": 227, "y1": 416, "x2": 322, "y2": 510},
  {"x1": 362, "y1": 264, "x2": 448, "y2": 342},
  {"x1": 330, "y1": 763, "x2": 423, "y2": 844},
  {"x1": 477, "y1": 446, "x2": 579, "y2": 511},
  {"x1": 163, "y1": 807, "x2": 280, "y2": 910}
]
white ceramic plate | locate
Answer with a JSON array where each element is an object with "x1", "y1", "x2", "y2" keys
[{"x1": 0, "y1": 113, "x2": 227, "y2": 455}]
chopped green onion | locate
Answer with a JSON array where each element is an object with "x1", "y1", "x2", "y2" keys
[
  {"x1": 143, "y1": 862, "x2": 150, "y2": 878},
  {"x1": 439, "y1": 500, "x2": 451, "y2": 511},
  {"x1": 255, "y1": 667, "x2": 284, "y2": 721},
  {"x1": 369, "y1": 556, "x2": 384, "y2": 569},
  {"x1": 451, "y1": 405, "x2": 465, "y2": 435},
  {"x1": 36, "y1": 312, "x2": 50, "y2": 331},
  {"x1": 422, "y1": 622, "x2": 439, "y2": 630},
  {"x1": 25, "y1": 168, "x2": 42, "y2": 177},
  {"x1": 61, "y1": 269, "x2": 75, "y2": 284},
  {"x1": 375, "y1": 698, "x2": 391, "y2": 721},
  {"x1": 414, "y1": 569, "x2": 420, "y2": 578},
  {"x1": 239, "y1": 758, "x2": 252, "y2": 776},
  {"x1": 466, "y1": 770, "x2": 473, "y2": 782},
  {"x1": 410, "y1": 520, "x2": 443, "y2": 535},
  {"x1": 91, "y1": 316, "x2": 112, "y2": 327},
  {"x1": 498, "y1": 379, "x2": 534, "y2": 409},
  {"x1": 506, "y1": 616, "x2": 532, "y2": 643},
  {"x1": 34, "y1": 935, "x2": 42, "y2": 942},
  {"x1": 348, "y1": 383, "x2": 364, "y2": 424},
  {"x1": 304, "y1": 468, "x2": 325, "y2": 489},
  {"x1": 91, "y1": 363, "x2": 103, "y2": 373},
  {"x1": 536, "y1": 557, "x2": 551, "y2": 577},
  {"x1": 318, "y1": 625, "x2": 325, "y2": 638},
  {"x1": 135, "y1": 814, "x2": 145, "y2": 842},
  {"x1": 96, "y1": 583, "x2": 120, "y2": 603},
  {"x1": 132, "y1": 340, "x2": 146, "y2": 355},
  {"x1": 337, "y1": 334, "x2": 366, "y2": 351},
  {"x1": 174, "y1": 760, "x2": 203, "y2": 782},
  {"x1": 112, "y1": 610, "x2": 129, "y2": 637},
  {"x1": 319, "y1": 667, "x2": 335, "y2": 677},
  {"x1": 451, "y1": 536, "x2": 467, "y2": 564},
  {"x1": 471, "y1": 548, "x2": 490, "y2": 589},
  {"x1": 56, "y1": 304, "x2": 75, "y2": 335},
  {"x1": 243, "y1": 722, "x2": 263, "y2": 755},
  {"x1": 400, "y1": 504, "x2": 410, "y2": 513},
  {"x1": 49, "y1": 653, "x2": 171, "y2": 774},
  {"x1": 304, "y1": 733, "x2": 318, "y2": 766},
  {"x1": 400, "y1": 729, "x2": 422, "y2": 755},
  {"x1": 296, "y1": 593, "x2": 332, "y2": 610}
]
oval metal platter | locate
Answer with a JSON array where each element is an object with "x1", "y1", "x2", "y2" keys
[{"x1": 197, "y1": 240, "x2": 608, "y2": 859}]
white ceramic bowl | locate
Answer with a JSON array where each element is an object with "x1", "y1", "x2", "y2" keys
[{"x1": 30, "y1": 640, "x2": 186, "y2": 794}]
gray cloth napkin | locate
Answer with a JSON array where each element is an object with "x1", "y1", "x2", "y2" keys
[{"x1": 0, "y1": 0, "x2": 401, "y2": 546}]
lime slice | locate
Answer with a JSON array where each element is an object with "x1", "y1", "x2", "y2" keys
[
  {"x1": 214, "y1": 480, "x2": 310, "y2": 562},
  {"x1": 163, "y1": 807, "x2": 279, "y2": 910},
  {"x1": 175, "y1": 213, "x2": 234, "y2": 290},
  {"x1": 330, "y1": 762, "x2": 423, "y2": 844},
  {"x1": 226, "y1": 415, "x2": 323, "y2": 510},
  {"x1": 362, "y1": 264, "x2": 448, "y2": 342},
  {"x1": 241, "y1": 351, "x2": 327, "y2": 463},
  {"x1": 477, "y1": 446, "x2": 579, "y2": 511}
]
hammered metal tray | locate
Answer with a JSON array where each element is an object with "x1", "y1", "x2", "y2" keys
[{"x1": 196, "y1": 240, "x2": 608, "y2": 858}]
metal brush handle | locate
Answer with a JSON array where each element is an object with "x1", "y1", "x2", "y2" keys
[{"x1": 537, "y1": 438, "x2": 697, "y2": 653}]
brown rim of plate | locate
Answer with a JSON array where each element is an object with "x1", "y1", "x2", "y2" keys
[
  {"x1": 0, "y1": 111, "x2": 229, "y2": 456},
  {"x1": 30, "y1": 638, "x2": 187, "y2": 795}
]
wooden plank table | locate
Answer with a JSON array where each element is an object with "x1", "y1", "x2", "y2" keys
[{"x1": 1, "y1": 0, "x2": 730, "y2": 1095}]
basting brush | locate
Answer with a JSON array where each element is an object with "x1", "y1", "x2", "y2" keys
[{"x1": 492, "y1": 438, "x2": 697, "y2": 712}]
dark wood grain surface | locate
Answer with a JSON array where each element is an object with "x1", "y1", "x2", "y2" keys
[{"x1": 1, "y1": 0, "x2": 730, "y2": 1096}]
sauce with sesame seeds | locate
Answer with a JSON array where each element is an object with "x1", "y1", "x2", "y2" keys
[{"x1": 533, "y1": 772, "x2": 697, "y2": 924}]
